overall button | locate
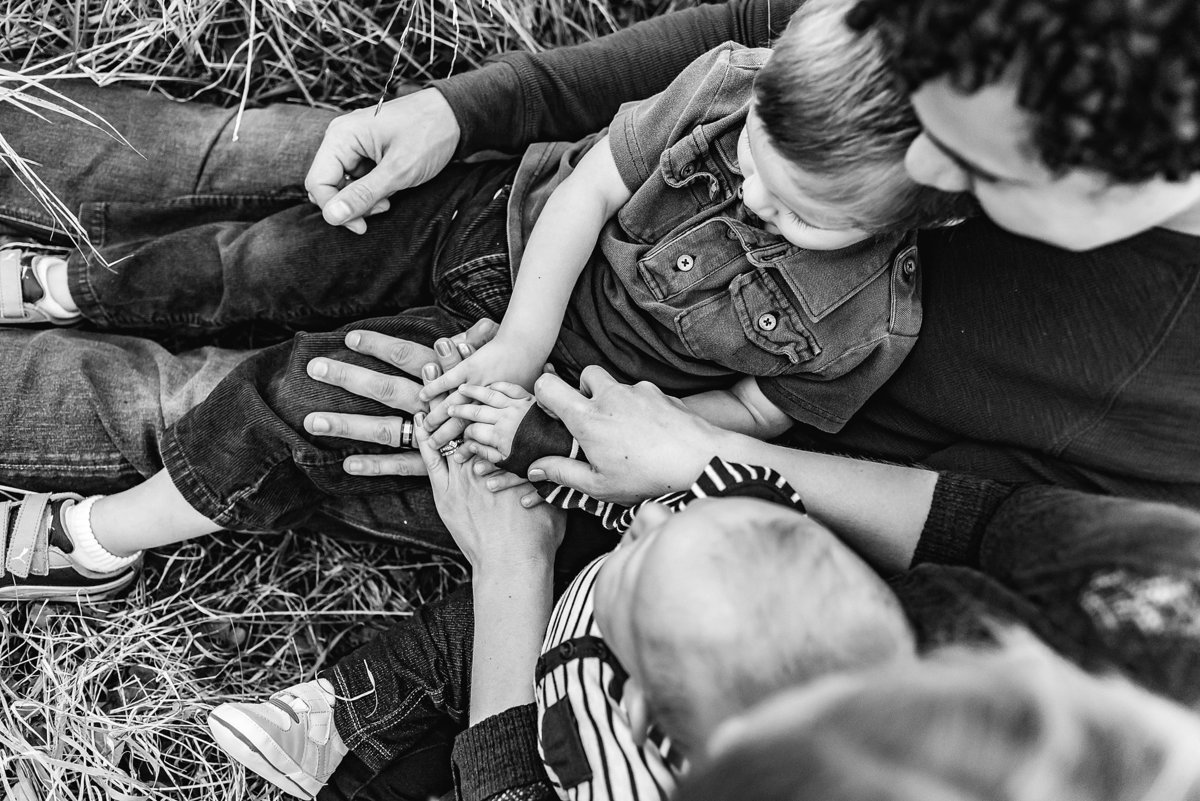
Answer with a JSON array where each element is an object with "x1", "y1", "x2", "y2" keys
[
  {"x1": 681, "y1": 163, "x2": 696, "y2": 177},
  {"x1": 757, "y1": 312, "x2": 778, "y2": 332},
  {"x1": 901, "y1": 255, "x2": 917, "y2": 277},
  {"x1": 676, "y1": 254, "x2": 695, "y2": 272}
]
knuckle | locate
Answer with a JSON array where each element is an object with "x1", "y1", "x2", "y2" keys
[
  {"x1": 369, "y1": 376, "x2": 398, "y2": 402},
  {"x1": 386, "y1": 342, "x2": 414, "y2": 365},
  {"x1": 374, "y1": 422, "x2": 400, "y2": 446}
]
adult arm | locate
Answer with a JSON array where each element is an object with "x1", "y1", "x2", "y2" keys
[
  {"x1": 412, "y1": 419, "x2": 564, "y2": 724},
  {"x1": 307, "y1": 0, "x2": 800, "y2": 231},
  {"x1": 902, "y1": 474, "x2": 1200, "y2": 708},
  {"x1": 528, "y1": 368, "x2": 937, "y2": 574}
]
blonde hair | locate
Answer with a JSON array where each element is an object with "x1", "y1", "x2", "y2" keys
[
  {"x1": 636, "y1": 513, "x2": 915, "y2": 755},
  {"x1": 678, "y1": 635, "x2": 1200, "y2": 801}
]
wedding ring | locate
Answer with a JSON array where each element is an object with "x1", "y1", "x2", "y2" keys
[
  {"x1": 400, "y1": 419, "x2": 415, "y2": 449},
  {"x1": 439, "y1": 438, "x2": 463, "y2": 457}
]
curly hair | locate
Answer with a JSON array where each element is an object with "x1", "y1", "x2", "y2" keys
[{"x1": 848, "y1": 0, "x2": 1200, "y2": 183}]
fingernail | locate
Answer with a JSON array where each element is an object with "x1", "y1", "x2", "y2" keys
[
  {"x1": 414, "y1": 412, "x2": 425, "y2": 428},
  {"x1": 328, "y1": 200, "x2": 351, "y2": 224},
  {"x1": 521, "y1": 496, "x2": 535, "y2": 507},
  {"x1": 309, "y1": 416, "x2": 330, "y2": 434},
  {"x1": 528, "y1": 468, "x2": 546, "y2": 481},
  {"x1": 308, "y1": 360, "x2": 328, "y2": 379},
  {"x1": 435, "y1": 340, "x2": 453, "y2": 357},
  {"x1": 457, "y1": 343, "x2": 472, "y2": 358},
  {"x1": 486, "y1": 478, "x2": 498, "y2": 490},
  {"x1": 346, "y1": 332, "x2": 361, "y2": 348},
  {"x1": 422, "y1": 364, "x2": 438, "y2": 380},
  {"x1": 345, "y1": 458, "x2": 363, "y2": 473}
]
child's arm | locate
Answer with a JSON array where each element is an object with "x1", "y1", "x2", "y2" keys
[
  {"x1": 420, "y1": 136, "x2": 633, "y2": 410},
  {"x1": 681, "y1": 376, "x2": 794, "y2": 440}
]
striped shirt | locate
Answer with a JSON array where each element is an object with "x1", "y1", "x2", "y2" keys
[{"x1": 535, "y1": 556, "x2": 677, "y2": 801}]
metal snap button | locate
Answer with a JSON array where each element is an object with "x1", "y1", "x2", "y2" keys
[
  {"x1": 676, "y1": 254, "x2": 695, "y2": 272},
  {"x1": 681, "y1": 163, "x2": 696, "y2": 177},
  {"x1": 902, "y1": 256, "x2": 917, "y2": 276},
  {"x1": 736, "y1": 185, "x2": 744, "y2": 198},
  {"x1": 757, "y1": 312, "x2": 778, "y2": 332}
]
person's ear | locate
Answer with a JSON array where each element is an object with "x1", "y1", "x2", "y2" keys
[{"x1": 625, "y1": 678, "x2": 652, "y2": 747}]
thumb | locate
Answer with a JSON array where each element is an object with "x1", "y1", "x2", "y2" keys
[
  {"x1": 533, "y1": 373, "x2": 590, "y2": 430},
  {"x1": 325, "y1": 169, "x2": 392, "y2": 228},
  {"x1": 528, "y1": 455, "x2": 600, "y2": 496}
]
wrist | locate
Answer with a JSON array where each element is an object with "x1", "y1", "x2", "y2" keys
[{"x1": 473, "y1": 555, "x2": 555, "y2": 589}]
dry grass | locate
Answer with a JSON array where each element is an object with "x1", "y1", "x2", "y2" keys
[
  {"x1": 0, "y1": 0, "x2": 679, "y2": 797},
  {"x1": 1, "y1": 528, "x2": 466, "y2": 800}
]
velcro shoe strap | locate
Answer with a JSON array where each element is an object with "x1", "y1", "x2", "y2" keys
[
  {"x1": 0, "y1": 502, "x2": 9, "y2": 578},
  {"x1": 5, "y1": 493, "x2": 51, "y2": 578},
  {"x1": 0, "y1": 249, "x2": 28, "y2": 320},
  {"x1": 272, "y1": 690, "x2": 334, "y2": 746}
]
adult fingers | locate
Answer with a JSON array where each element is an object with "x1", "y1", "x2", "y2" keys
[
  {"x1": 307, "y1": 359, "x2": 421, "y2": 412},
  {"x1": 432, "y1": 337, "x2": 465, "y2": 372},
  {"x1": 342, "y1": 451, "x2": 429, "y2": 477},
  {"x1": 577, "y1": 364, "x2": 620, "y2": 399},
  {"x1": 519, "y1": 491, "x2": 545, "y2": 509},
  {"x1": 533, "y1": 372, "x2": 593, "y2": 430},
  {"x1": 342, "y1": 331, "x2": 436, "y2": 378},
  {"x1": 527, "y1": 455, "x2": 602, "y2": 496},
  {"x1": 413, "y1": 414, "x2": 448, "y2": 482},
  {"x1": 319, "y1": 169, "x2": 395, "y2": 233},
  {"x1": 428, "y1": 417, "x2": 468, "y2": 448},
  {"x1": 305, "y1": 412, "x2": 412, "y2": 447}
]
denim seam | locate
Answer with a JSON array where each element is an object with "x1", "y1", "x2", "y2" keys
[{"x1": 1052, "y1": 262, "x2": 1200, "y2": 456}]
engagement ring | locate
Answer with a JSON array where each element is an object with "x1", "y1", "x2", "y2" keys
[{"x1": 439, "y1": 439, "x2": 463, "y2": 457}]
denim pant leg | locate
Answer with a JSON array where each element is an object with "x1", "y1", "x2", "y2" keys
[
  {"x1": 322, "y1": 586, "x2": 474, "y2": 776},
  {"x1": 894, "y1": 487, "x2": 1200, "y2": 706},
  {"x1": 0, "y1": 327, "x2": 251, "y2": 494},
  {"x1": 69, "y1": 160, "x2": 519, "y2": 334},
  {"x1": 159, "y1": 174, "x2": 514, "y2": 534},
  {"x1": 0, "y1": 79, "x2": 332, "y2": 238}
]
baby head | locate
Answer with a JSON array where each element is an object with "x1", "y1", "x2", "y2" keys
[
  {"x1": 592, "y1": 494, "x2": 914, "y2": 757},
  {"x1": 740, "y1": 0, "x2": 972, "y2": 250}
]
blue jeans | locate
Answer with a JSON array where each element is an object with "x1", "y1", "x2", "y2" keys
[{"x1": 0, "y1": 78, "x2": 499, "y2": 552}]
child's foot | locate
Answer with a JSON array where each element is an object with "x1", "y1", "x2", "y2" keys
[
  {"x1": 0, "y1": 492, "x2": 142, "y2": 602},
  {"x1": 208, "y1": 679, "x2": 348, "y2": 800},
  {"x1": 0, "y1": 240, "x2": 82, "y2": 326}
]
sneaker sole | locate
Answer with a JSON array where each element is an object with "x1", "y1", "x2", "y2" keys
[
  {"x1": 208, "y1": 707, "x2": 322, "y2": 800},
  {"x1": 0, "y1": 569, "x2": 138, "y2": 603}
]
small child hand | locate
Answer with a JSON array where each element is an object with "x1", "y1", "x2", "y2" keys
[
  {"x1": 418, "y1": 337, "x2": 542, "y2": 408},
  {"x1": 446, "y1": 383, "x2": 535, "y2": 465}
]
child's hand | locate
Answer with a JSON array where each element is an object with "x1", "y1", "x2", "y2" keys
[
  {"x1": 415, "y1": 413, "x2": 564, "y2": 574},
  {"x1": 418, "y1": 337, "x2": 543, "y2": 409},
  {"x1": 445, "y1": 383, "x2": 536, "y2": 464}
]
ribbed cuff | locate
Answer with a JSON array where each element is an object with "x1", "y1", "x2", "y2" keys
[
  {"x1": 431, "y1": 61, "x2": 526, "y2": 159},
  {"x1": 452, "y1": 704, "x2": 545, "y2": 801},
  {"x1": 498, "y1": 405, "x2": 577, "y2": 477},
  {"x1": 911, "y1": 473, "x2": 1015, "y2": 568}
]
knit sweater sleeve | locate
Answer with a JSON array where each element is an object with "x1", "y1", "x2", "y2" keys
[
  {"x1": 452, "y1": 704, "x2": 557, "y2": 801},
  {"x1": 429, "y1": 0, "x2": 800, "y2": 156},
  {"x1": 911, "y1": 473, "x2": 1018, "y2": 567}
]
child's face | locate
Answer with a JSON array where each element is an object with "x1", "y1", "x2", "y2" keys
[{"x1": 738, "y1": 106, "x2": 872, "y2": 251}]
